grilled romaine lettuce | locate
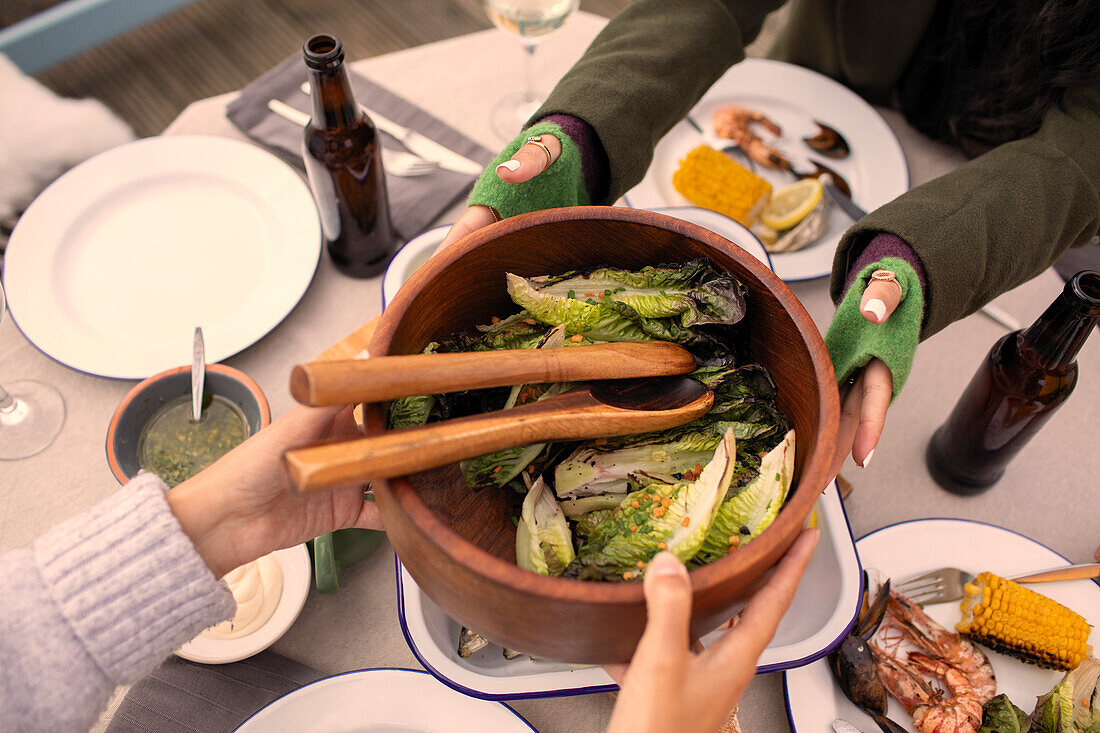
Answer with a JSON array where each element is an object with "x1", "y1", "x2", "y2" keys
[
  {"x1": 695, "y1": 429, "x2": 795, "y2": 565},
  {"x1": 515, "y1": 476, "x2": 575, "y2": 576},
  {"x1": 505, "y1": 260, "x2": 747, "y2": 365},
  {"x1": 565, "y1": 429, "x2": 738, "y2": 581}
]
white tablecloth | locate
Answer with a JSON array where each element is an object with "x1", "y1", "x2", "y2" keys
[{"x1": 3, "y1": 12, "x2": 1097, "y2": 733}]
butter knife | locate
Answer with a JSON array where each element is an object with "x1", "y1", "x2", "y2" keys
[
  {"x1": 299, "y1": 82, "x2": 483, "y2": 175},
  {"x1": 833, "y1": 719, "x2": 867, "y2": 733},
  {"x1": 821, "y1": 174, "x2": 868, "y2": 222}
]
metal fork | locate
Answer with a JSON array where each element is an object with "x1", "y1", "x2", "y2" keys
[{"x1": 895, "y1": 562, "x2": 1100, "y2": 605}]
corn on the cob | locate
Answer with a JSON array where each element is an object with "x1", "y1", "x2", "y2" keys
[
  {"x1": 672, "y1": 145, "x2": 771, "y2": 227},
  {"x1": 956, "y1": 571, "x2": 1094, "y2": 670}
]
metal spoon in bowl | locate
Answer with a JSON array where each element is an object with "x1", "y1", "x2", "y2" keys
[{"x1": 192, "y1": 327, "x2": 205, "y2": 421}]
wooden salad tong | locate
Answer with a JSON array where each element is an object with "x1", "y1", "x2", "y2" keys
[
  {"x1": 289, "y1": 341, "x2": 697, "y2": 406},
  {"x1": 283, "y1": 342, "x2": 712, "y2": 493}
]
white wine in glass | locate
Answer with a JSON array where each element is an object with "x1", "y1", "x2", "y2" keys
[
  {"x1": 0, "y1": 281, "x2": 65, "y2": 460},
  {"x1": 483, "y1": 0, "x2": 580, "y2": 141}
]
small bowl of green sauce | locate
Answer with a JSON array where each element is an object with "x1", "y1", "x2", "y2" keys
[{"x1": 107, "y1": 364, "x2": 270, "y2": 486}]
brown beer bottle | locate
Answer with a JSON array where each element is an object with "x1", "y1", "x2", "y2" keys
[
  {"x1": 303, "y1": 34, "x2": 397, "y2": 278},
  {"x1": 927, "y1": 270, "x2": 1100, "y2": 494}
]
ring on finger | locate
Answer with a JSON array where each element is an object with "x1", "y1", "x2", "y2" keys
[
  {"x1": 870, "y1": 269, "x2": 903, "y2": 298},
  {"x1": 524, "y1": 135, "x2": 554, "y2": 167}
]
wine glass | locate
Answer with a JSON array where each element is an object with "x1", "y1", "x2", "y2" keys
[
  {"x1": 0, "y1": 280, "x2": 65, "y2": 459},
  {"x1": 483, "y1": 0, "x2": 580, "y2": 142}
]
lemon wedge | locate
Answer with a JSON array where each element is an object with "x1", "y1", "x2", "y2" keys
[{"x1": 761, "y1": 178, "x2": 824, "y2": 231}]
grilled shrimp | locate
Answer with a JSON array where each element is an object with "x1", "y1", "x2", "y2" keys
[
  {"x1": 882, "y1": 592, "x2": 996, "y2": 703},
  {"x1": 873, "y1": 646, "x2": 984, "y2": 733},
  {"x1": 712, "y1": 106, "x2": 789, "y2": 170}
]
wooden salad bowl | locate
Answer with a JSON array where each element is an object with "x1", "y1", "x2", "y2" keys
[{"x1": 365, "y1": 206, "x2": 840, "y2": 663}]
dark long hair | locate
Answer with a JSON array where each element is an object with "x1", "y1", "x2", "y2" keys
[{"x1": 897, "y1": 0, "x2": 1100, "y2": 157}]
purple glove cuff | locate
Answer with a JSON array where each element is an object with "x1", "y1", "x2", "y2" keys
[
  {"x1": 843, "y1": 232, "x2": 927, "y2": 296},
  {"x1": 541, "y1": 114, "x2": 610, "y2": 203}
]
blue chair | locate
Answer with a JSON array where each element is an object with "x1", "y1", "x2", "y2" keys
[{"x1": 0, "y1": 0, "x2": 199, "y2": 74}]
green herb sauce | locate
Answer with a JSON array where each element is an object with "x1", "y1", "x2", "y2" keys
[{"x1": 138, "y1": 395, "x2": 250, "y2": 486}]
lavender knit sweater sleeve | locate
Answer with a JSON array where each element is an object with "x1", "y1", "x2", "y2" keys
[{"x1": 1, "y1": 472, "x2": 235, "y2": 731}]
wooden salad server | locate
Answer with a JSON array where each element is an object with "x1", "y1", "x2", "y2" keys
[
  {"x1": 289, "y1": 341, "x2": 698, "y2": 406},
  {"x1": 283, "y1": 375, "x2": 713, "y2": 492}
]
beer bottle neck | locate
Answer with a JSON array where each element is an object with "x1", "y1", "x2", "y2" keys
[
  {"x1": 307, "y1": 64, "x2": 360, "y2": 130},
  {"x1": 1018, "y1": 271, "x2": 1100, "y2": 370}
]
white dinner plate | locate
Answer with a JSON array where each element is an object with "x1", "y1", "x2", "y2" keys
[
  {"x1": 625, "y1": 58, "x2": 909, "y2": 282},
  {"x1": 3, "y1": 135, "x2": 321, "y2": 379},
  {"x1": 176, "y1": 544, "x2": 311, "y2": 665},
  {"x1": 234, "y1": 668, "x2": 535, "y2": 732},
  {"x1": 784, "y1": 519, "x2": 1100, "y2": 732}
]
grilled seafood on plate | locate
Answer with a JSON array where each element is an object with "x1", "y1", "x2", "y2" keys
[
  {"x1": 712, "y1": 105, "x2": 854, "y2": 197},
  {"x1": 871, "y1": 588, "x2": 996, "y2": 733},
  {"x1": 872, "y1": 651, "x2": 984, "y2": 733},
  {"x1": 831, "y1": 570, "x2": 1000, "y2": 733},
  {"x1": 713, "y1": 106, "x2": 786, "y2": 170}
]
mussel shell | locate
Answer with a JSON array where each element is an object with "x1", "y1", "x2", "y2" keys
[
  {"x1": 803, "y1": 121, "x2": 851, "y2": 159},
  {"x1": 828, "y1": 634, "x2": 889, "y2": 715},
  {"x1": 458, "y1": 627, "x2": 491, "y2": 657}
]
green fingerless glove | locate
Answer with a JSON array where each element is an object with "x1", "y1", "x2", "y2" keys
[
  {"x1": 467, "y1": 121, "x2": 588, "y2": 219},
  {"x1": 824, "y1": 257, "x2": 924, "y2": 401}
]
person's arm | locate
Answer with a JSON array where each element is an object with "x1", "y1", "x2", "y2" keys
[
  {"x1": 831, "y1": 83, "x2": 1100, "y2": 340},
  {"x1": 0, "y1": 405, "x2": 381, "y2": 729},
  {"x1": 532, "y1": 0, "x2": 786, "y2": 203},
  {"x1": 605, "y1": 530, "x2": 819, "y2": 733},
  {"x1": 444, "y1": 0, "x2": 785, "y2": 246},
  {"x1": 1, "y1": 473, "x2": 236, "y2": 732}
]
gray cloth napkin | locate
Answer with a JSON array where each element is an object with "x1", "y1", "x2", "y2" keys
[
  {"x1": 226, "y1": 54, "x2": 494, "y2": 241},
  {"x1": 106, "y1": 651, "x2": 325, "y2": 732}
]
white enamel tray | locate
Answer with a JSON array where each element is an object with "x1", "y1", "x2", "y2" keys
[{"x1": 397, "y1": 481, "x2": 859, "y2": 699}]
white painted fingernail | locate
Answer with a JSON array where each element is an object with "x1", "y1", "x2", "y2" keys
[
  {"x1": 860, "y1": 449, "x2": 874, "y2": 468},
  {"x1": 863, "y1": 299, "x2": 886, "y2": 323},
  {"x1": 496, "y1": 160, "x2": 521, "y2": 172}
]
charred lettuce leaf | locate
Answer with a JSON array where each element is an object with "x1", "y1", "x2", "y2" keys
[
  {"x1": 552, "y1": 364, "x2": 788, "y2": 498},
  {"x1": 460, "y1": 327, "x2": 568, "y2": 490},
  {"x1": 981, "y1": 694, "x2": 1028, "y2": 733},
  {"x1": 505, "y1": 260, "x2": 746, "y2": 365},
  {"x1": 515, "y1": 477, "x2": 574, "y2": 576},
  {"x1": 695, "y1": 429, "x2": 795, "y2": 565},
  {"x1": 1027, "y1": 658, "x2": 1100, "y2": 733},
  {"x1": 565, "y1": 429, "x2": 738, "y2": 581}
]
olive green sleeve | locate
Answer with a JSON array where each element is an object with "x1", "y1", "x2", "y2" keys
[
  {"x1": 531, "y1": 0, "x2": 788, "y2": 203},
  {"x1": 830, "y1": 83, "x2": 1100, "y2": 340}
]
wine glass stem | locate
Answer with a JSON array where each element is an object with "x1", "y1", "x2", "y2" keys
[
  {"x1": 522, "y1": 41, "x2": 538, "y2": 107},
  {"x1": 0, "y1": 383, "x2": 14, "y2": 413}
]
